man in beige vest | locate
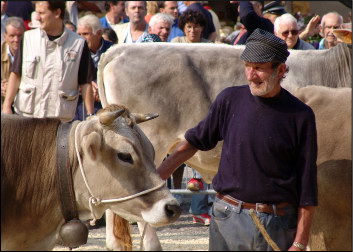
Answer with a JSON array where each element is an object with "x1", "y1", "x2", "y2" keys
[
  {"x1": 1, "y1": 17, "x2": 25, "y2": 105},
  {"x1": 2, "y1": 1, "x2": 94, "y2": 122},
  {"x1": 113, "y1": 1, "x2": 149, "y2": 44}
]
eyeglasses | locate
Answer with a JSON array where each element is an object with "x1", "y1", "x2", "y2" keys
[{"x1": 280, "y1": 30, "x2": 299, "y2": 37}]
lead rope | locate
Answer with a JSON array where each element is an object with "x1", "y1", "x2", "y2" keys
[
  {"x1": 249, "y1": 209, "x2": 281, "y2": 251},
  {"x1": 74, "y1": 122, "x2": 165, "y2": 224}
]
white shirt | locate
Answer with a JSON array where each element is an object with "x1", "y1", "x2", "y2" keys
[{"x1": 123, "y1": 23, "x2": 149, "y2": 44}]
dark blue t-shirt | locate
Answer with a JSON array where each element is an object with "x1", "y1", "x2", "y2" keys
[{"x1": 185, "y1": 85, "x2": 318, "y2": 206}]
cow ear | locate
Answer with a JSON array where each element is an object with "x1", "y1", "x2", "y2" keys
[
  {"x1": 82, "y1": 132, "x2": 102, "y2": 161},
  {"x1": 131, "y1": 113, "x2": 159, "y2": 124}
]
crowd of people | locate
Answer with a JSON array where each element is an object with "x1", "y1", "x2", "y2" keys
[{"x1": 0, "y1": 1, "x2": 351, "y2": 251}]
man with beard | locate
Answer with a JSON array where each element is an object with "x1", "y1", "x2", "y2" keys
[
  {"x1": 157, "y1": 28, "x2": 318, "y2": 251},
  {"x1": 113, "y1": 1, "x2": 148, "y2": 44}
]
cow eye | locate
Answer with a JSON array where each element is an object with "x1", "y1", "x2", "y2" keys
[{"x1": 117, "y1": 152, "x2": 133, "y2": 164}]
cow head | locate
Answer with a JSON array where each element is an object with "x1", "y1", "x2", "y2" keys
[{"x1": 72, "y1": 104, "x2": 181, "y2": 227}]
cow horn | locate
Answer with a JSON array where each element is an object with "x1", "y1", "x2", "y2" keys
[
  {"x1": 131, "y1": 113, "x2": 159, "y2": 124},
  {"x1": 99, "y1": 109, "x2": 125, "y2": 125}
]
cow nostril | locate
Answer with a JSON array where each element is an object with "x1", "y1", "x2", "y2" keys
[{"x1": 165, "y1": 204, "x2": 181, "y2": 219}]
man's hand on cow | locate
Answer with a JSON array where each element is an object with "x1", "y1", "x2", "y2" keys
[
  {"x1": 1, "y1": 79, "x2": 8, "y2": 97},
  {"x1": 92, "y1": 81, "x2": 100, "y2": 102}
]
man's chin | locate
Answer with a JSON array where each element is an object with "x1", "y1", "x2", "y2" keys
[{"x1": 249, "y1": 86, "x2": 266, "y2": 96}]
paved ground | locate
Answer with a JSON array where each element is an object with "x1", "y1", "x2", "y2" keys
[{"x1": 54, "y1": 196, "x2": 209, "y2": 251}]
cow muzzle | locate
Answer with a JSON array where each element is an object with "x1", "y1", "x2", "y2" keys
[
  {"x1": 165, "y1": 203, "x2": 182, "y2": 220},
  {"x1": 141, "y1": 198, "x2": 181, "y2": 226}
]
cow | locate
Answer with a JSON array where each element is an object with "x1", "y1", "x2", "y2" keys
[
  {"x1": 97, "y1": 43, "x2": 352, "y2": 250},
  {"x1": 293, "y1": 86, "x2": 351, "y2": 251},
  {"x1": 1, "y1": 104, "x2": 181, "y2": 251}
]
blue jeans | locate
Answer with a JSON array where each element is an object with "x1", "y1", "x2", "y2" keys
[{"x1": 209, "y1": 197, "x2": 297, "y2": 251}]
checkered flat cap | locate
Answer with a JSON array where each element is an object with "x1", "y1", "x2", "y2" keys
[{"x1": 240, "y1": 28, "x2": 290, "y2": 63}]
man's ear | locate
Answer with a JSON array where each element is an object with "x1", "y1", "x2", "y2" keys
[
  {"x1": 277, "y1": 63, "x2": 287, "y2": 79},
  {"x1": 319, "y1": 24, "x2": 324, "y2": 37},
  {"x1": 97, "y1": 29, "x2": 103, "y2": 36},
  {"x1": 148, "y1": 26, "x2": 152, "y2": 33},
  {"x1": 54, "y1": 8, "x2": 61, "y2": 19}
]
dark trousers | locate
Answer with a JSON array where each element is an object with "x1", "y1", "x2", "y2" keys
[{"x1": 73, "y1": 95, "x2": 102, "y2": 121}]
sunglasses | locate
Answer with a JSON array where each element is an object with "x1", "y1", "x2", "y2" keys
[{"x1": 280, "y1": 30, "x2": 299, "y2": 36}]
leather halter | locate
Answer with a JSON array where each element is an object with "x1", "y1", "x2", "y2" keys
[{"x1": 56, "y1": 122, "x2": 78, "y2": 222}]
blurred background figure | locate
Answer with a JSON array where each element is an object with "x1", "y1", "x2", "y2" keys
[
  {"x1": 1, "y1": 0, "x2": 9, "y2": 42},
  {"x1": 232, "y1": 1, "x2": 273, "y2": 45},
  {"x1": 147, "y1": 13, "x2": 173, "y2": 42},
  {"x1": 75, "y1": 14, "x2": 114, "y2": 122},
  {"x1": 318, "y1": 11, "x2": 343, "y2": 49},
  {"x1": 113, "y1": 1, "x2": 148, "y2": 44},
  {"x1": 145, "y1": 1, "x2": 159, "y2": 24},
  {"x1": 1, "y1": 17, "x2": 25, "y2": 105},
  {"x1": 64, "y1": 20, "x2": 77, "y2": 32},
  {"x1": 100, "y1": 1, "x2": 128, "y2": 29},
  {"x1": 159, "y1": 1, "x2": 184, "y2": 42},
  {"x1": 172, "y1": 9, "x2": 211, "y2": 43},
  {"x1": 184, "y1": 1, "x2": 216, "y2": 42},
  {"x1": 202, "y1": 1, "x2": 222, "y2": 42},
  {"x1": 262, "y1": 0, "x2": 286, "y2": 24},
  {"x1": 274, "y1": 13, "x2": 315, "y2": 49},
  {"x1": 5, "y1": 1, "x2": 33, "y2": 30},
  {"x1": 65, "y1": 1, "x2": 78, "y2": 27},
  {"x1": 102, "y1": 27, "x2": 118, "y2": 44}
]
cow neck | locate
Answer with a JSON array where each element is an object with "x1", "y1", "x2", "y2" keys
[{"x1": 56, "y1": 122, "x2": 79, "y2": 222}]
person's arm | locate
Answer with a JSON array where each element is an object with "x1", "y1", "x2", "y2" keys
[
  {"x1": 239, "y1": 1, "x2": 273, "y2": 33},
  {"x1": 288, "y1": 206, "x2": 316, "y2": 251},
  {"x1": 157, "y1": 140, "x2": 198, "y2": 180},
  {"x1": 299, "y1": 15, "x2": 321, "y2": 41},
  {"x1": 2, "y1": 72, "x2": 21, "y2": 114},
  {"x1": 80, "y1": 83, "x2": 94, "y2": 115}
]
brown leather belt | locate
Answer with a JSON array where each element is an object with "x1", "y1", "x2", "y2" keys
[{"x1": 216, "y1": 193, "x2": 292, "y2": 216}]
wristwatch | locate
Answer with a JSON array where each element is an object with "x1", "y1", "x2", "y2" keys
[{"x1": 293, "y1": 241, "x2": 306, "y2": 250}]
